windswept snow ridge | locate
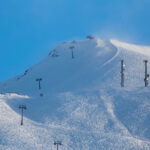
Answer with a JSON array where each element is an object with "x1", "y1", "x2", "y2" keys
[
  {"x1": 0, "y1": 38, "x2": 150, "y2": 150},
  {"x1": 111, "y1": 39, "x2": 150, "y2": 56}
]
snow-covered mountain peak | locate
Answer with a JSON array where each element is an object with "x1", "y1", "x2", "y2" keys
[{"x1": 0, "y1": 38, "x2": 150, "y2": 150}]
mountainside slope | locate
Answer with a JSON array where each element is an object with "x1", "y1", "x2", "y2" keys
[{"x1": 0, "y1": 38, "x2": 150, "y2": 150}]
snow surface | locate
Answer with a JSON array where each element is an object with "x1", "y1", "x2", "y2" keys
[{"x1": 0, "y1": 38, "x2": 150, "y2": 149}]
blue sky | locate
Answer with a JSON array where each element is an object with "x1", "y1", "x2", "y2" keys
[{"x1": 0, "y1": 0, "x2": 150, "y2": 81}]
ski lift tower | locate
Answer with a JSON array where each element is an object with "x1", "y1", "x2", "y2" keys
[
  {"x1": 36, "y1": 78, "x2": 42, "y2": 89},
  {"x1": 54, "y1": 141, "x2": 62, "y2": 150},
  {"x1": 121, "y1": 60, "x2": 125, "y2": 87},
  {"x1": 144, "y1": 60, "x2": 149, "y2": 87},
  {"x1": 19, "y1": 105, "x2": 27, "y2": 126},
  {"x1": 70, "y1": 46, "x2": 75, "y2": 59}
]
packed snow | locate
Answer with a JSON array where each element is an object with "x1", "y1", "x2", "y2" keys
[{"x1": 0, "y1": 38, "x2": 150, "y2": 149}]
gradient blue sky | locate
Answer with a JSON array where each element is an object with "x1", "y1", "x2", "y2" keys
[{"x1": 0, "y1": 0, "x2": 150, "y2": 81}]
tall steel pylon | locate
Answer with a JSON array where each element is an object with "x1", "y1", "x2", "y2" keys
[
  {"x1": 121, "y1": 60, "x2": 125, "y2": 87},
  {"x1": 19, "y1": 105, "x2": 27, "y2": 126},
  {"x1": 36, "y1": 78, "x2": 42, "y2": 89},
  {"x1": 144, "y1": 60, "x2": 149, "y2": 87}
]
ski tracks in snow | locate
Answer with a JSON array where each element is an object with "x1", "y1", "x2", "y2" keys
[
  {"x1": 100, "y1": 91, "x2": 150, "y2": 149},
  {"x1": 101, "y1": 46, "x2": 120, "y2": 68}
]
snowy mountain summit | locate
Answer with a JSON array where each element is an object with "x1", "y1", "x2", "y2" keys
[{"x1": 0, "y1": 38, "x2": 150, "y2": 150}]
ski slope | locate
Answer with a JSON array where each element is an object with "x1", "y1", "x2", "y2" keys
[{"x1": 0, "y1": 38, "x2": 150, "y2": 150}]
